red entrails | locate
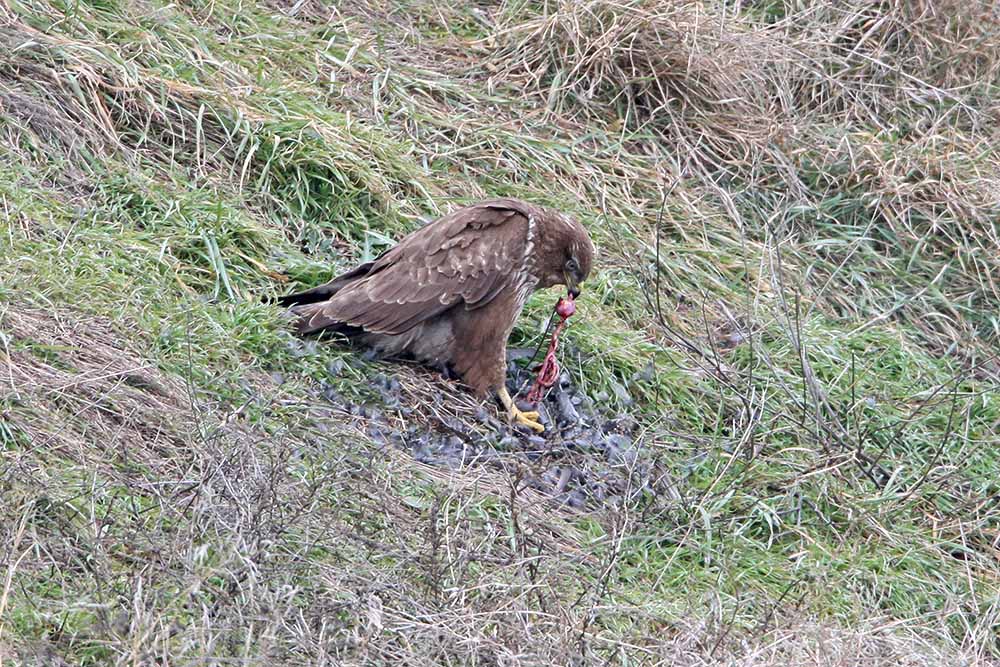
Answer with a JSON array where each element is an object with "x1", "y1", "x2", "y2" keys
[{"x1": 526, "y1": 294, "x2": 575, "y2": 404}]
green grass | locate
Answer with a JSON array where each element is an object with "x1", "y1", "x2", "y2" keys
[{"x1": 2, "y1": 0, "x2": 1000, "y2": 663}]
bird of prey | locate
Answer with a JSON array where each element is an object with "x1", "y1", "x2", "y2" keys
[{"x1": 277, "y1": 198, "x2": 594, "y2": 432}]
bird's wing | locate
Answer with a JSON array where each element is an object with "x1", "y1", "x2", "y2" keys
[{"x1": 295, "y1": 201, "x2": 532, "y2": 335}]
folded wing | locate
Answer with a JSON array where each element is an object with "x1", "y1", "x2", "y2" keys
[{"x1": 290, "y1": 201, "x2": 531, "y2": 336}]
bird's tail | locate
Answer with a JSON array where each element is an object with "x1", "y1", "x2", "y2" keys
[
  {"x1": 275, "y1": 283, "x2": 340, "y2": 307},
  {"x1": 273, "y1": 261, "x2": 376, "y2": 307},
  {"x1": 286, "y1": 301, "x2": 366, "y2": 339}
]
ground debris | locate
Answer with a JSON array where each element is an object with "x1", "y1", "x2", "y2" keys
[{"x1": 311, "y1": 347, "x2": 657, "y2": 510}]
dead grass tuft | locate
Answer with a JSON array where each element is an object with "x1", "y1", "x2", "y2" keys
[{"x1": 490, "y1": 0, "x2": 791, "y2": 169}]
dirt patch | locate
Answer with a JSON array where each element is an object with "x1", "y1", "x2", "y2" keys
[{"x1": 298, "y1": 338, "x2": 678, "y2": 511}]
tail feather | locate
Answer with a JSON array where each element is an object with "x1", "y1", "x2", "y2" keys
[
  {"x1": 276, "y1": 283, "x2": 339, "y2": 307},
  {"x1": 274, "y1": 261, "x2": 376, "y2": 307}
]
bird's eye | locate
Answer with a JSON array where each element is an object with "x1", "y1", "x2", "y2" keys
[{"x1": 565, "y1": 258, "x2": 579, "y2": 272}]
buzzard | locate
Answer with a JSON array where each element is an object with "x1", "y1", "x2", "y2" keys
[{"x1": 277, "y1": 198, "x2": 594, "y2": 432}]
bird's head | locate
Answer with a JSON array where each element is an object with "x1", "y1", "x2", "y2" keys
[
  {"x1": 538, "y1": 211, "x2": 595, "y2": 297},
  {"x1": 563, "y1": 235, "x2": 594, "y2": 298}
]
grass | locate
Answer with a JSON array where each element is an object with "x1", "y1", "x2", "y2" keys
[{"x1": 2, "y1": 0, "x2": 1000, "y2": 664}]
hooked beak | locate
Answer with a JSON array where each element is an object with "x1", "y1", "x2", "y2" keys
[{"x1": 565, "y1": 272, "x2": 582, "y2": 299}]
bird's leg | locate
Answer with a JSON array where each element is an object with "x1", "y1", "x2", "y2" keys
[{"x1": 497, "y1": 386, "x2": 544, "y2": 433}]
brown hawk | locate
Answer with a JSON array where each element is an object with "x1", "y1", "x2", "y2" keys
[{"x1": 277, "y1": 198, "x2": 594, "y2": 432}]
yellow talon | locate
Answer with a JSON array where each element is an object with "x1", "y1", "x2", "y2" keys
[
  {"x1": 498, "y1": 386, "x2": 545, "y2": 433},
  {"x1": 512, "y1": 408, "x2": 544, "y2": 433}
]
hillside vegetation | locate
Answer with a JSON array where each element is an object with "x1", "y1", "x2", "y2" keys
[{"x1": 2, "y1": 0, "x2": 1000, "y2": 664}]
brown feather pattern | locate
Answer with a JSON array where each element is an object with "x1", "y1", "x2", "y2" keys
[{"x1": 279, "y1": 198, "x2": 594, "y2": 397}]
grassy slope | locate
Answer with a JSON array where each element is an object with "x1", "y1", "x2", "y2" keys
[{"x1": 2, "y1": 0, "x2": 999, "y2": 664}]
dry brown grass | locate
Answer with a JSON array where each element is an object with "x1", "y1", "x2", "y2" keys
[
  {"x1": 0, "y1": 306, "x2": 192, "y2": 469},
  {"x1": 489, "y1": 0, "x2": 1000, "y2": 176},
  {"x1": 0, "y1": 304, "x2": 598, "y2": 664},
  {"x1": 490, "y1": 0, "x2": 791, "y2": 166}
]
